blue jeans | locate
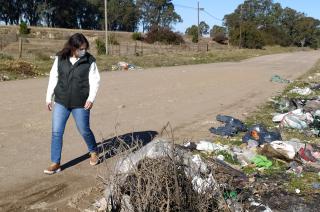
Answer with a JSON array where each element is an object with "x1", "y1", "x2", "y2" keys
[{"x1": 51, "y1": 102, "x2": 97, "y2": 164}]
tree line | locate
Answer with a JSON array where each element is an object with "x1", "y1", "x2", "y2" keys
[
  {"x1": 1, "y1": 0, "x2": 319, "y2": 49},
  {"x1": 223, "y1": 0, "x2": 320, "y2": 49},
  {"x1": 0, "y1": 0, "x2": 182, "y2": 32}
]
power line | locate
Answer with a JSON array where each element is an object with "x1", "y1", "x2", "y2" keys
[
  {"x1": 175, "y1": 4, "x2": 198, "y2": 10},
  {"x1": 175, "y1": 3, "x2": 223, "y2": 22},
  {"x1": 203, "y1": 10, "x2": 223, "y2": 22}
]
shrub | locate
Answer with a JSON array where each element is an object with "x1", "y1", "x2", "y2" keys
[
  {"x1": 132, "y1": 32, "x2": 143, "y2": 41},
  {"x1": 95, "y1": 38, "x2": 106, "y2": 55},
  {"x1": 213, "y1": 32, "x2": 228, "y2": 44},
  {"x1": 229, "y1": 23, "x2": 265, "y2": 49},
  {"x1": 19, "y1": 21, "x2": 30, "y2": 35},
  {"x1": 192, "y1": 33, "x2": 198, "y2": 43},
  {"x1": 0, "y1": 53, "x2": 13, "y2": 60},
  {"x1": 185, "y1": 25, "x2": 199, "y2": 43},
  {"x1": 108, "y1": 33, "x2": 119, "y2": 45},
  {"x1": 144, "y1": 27, "x2": 184, "y2": 45},
  {"x1": 35, "y1": 52, "x2": 50, "y2": 61},
  {"x1": 1, "y1": 60, "x2": 39, "y2": 76}
]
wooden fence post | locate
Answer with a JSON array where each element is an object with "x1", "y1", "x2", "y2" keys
[
  {"x1": 19, "y1": 37, "x2": 22, "y2": 59},
  {"x1": 141, "y1": 42, "x2": 143, "y2": 56},
  {"x1": 134, "y1": 41, "x2": 137, "y2": 55}
]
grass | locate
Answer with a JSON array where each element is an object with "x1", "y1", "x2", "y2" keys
[
  {"x1": 287, "y1": 172, "x2": 320, "y2": 194},
  {"x1": 95, "y1": 46, "x2": 309, "y2": 72},
  {"x1": 0, "y1": 45, "x2": 311, "y2": 81}
]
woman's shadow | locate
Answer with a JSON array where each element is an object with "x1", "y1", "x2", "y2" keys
[{"x1": 61, "y1": 130, "x2": 158, "y2": 170}]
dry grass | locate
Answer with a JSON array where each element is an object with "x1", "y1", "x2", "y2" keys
[{"x1": 0, "y1": 24, "x2": 311, "y2": 78}]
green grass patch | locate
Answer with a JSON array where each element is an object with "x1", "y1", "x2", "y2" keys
[{"x1": 287, "y1": 172, "x2": 320, "y2": 194}]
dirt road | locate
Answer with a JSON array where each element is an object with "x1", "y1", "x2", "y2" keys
[{"x1": 1, "y1": 51, "x2": 320, "y2": 210}]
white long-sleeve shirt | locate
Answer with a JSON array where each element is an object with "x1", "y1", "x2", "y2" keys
[{"x1": 46, "y1": 56, "x2": 100, "y2": 104}]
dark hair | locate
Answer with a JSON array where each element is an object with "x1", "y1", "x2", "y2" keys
[{"x1": 57, "y1": 33, "x2": 89, "y2": 59}]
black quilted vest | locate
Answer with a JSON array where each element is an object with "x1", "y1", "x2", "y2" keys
[{"x1": 54, "y1": 53, "x2": 95, "y2": 108}]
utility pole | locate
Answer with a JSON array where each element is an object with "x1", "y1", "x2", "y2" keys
[
  {"x1": 104, "y1": 0, "x2": 108, "y2": 55},
  {"x1": 197, "y1": 1, "x2": 204, "y2": 43},
  {"x1": 239, "y1": 4, "x2": 243, "y2": 49},
  {"x1": 198, "y1": 1, "x2": 204, "y2": 48}
]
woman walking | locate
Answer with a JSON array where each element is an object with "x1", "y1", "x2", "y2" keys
[{"x1": 44, "y1": 33, "x2": 100, "y2": 174}]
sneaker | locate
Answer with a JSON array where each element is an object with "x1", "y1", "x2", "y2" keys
[
  {"x1": 44, "y1": 163, "x2": 61, "y2": 175},
  {"x1": 90, "y1": 152, "x2": 99, "y2": 166}
]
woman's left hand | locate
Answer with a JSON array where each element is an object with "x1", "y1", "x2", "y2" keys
[{"x1": 84, "y1": 101, "x2": 93, "y2": 110}]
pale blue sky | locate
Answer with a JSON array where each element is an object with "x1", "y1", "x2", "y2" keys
[{"x1": 172, "y1": 0, "x2": 320, "y2": 33}]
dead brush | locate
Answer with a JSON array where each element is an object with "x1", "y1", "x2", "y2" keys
[{"x1": 95, "y1": 123, "x2": 235, "y2": 212}]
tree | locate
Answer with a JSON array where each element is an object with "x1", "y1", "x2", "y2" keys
[
  {"x1": 210, "y1": 25, "x2": 226, "y2": 37},
  {"x1": 185, "y1": 25, "x2": 198, "y2": 43},
  {"x1": 223, "y1": 0, "x2": 320, "y2": 49},
  {"x1": 21, "y1": 0, "x2": 44, "y2": 26},
  {"x1": 136, "y1": 0, "x2": 182, "y2": 32},
  {"x1": 107, "y1": 0, "x2": 139, "y2": 32},
  {"x1": 144, "y1": 26, "x2": 184, "y2": 44},
  {"x1": 0, "y1": 0, "x2": 24, "y2": 25},
  {"x1": 199, "y1": 21, "x2": 209, "y2": 35}
]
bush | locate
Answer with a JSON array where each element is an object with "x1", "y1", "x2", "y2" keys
[
  {"x1": 35, "y1": 52, "x2": 50, "y2": 61},
  {"x1": 185, "y1": 25, "x2": 199, "y2": 43},
  {"x1": 144, "y1": 27, "x2": 184, "y2": 45},
  {"x1": 213, "y1": 32, "x2": 228, "y2": 44},
  {"x1": 229, "y1": 23, "x2": 265, "y2": 49},
  {"x1": 132, "y1": 32, "x2": 143, "y2": 41},
  {"x1": 0, "y1": 59, "x2": 39, "y2": 76},
  {"x1": 0, "y1": 53, "x2": 13, "y2": 60},
  {"x1": 192, "y1": 33, "x2": 198, "y2": 43},
  {"x1": 19, "y1": 21, "x2": 30, "y2": 35},
  {"x1": 95, "y1": 39, "x2": 106, "y2": 55},
  {"x1": 108, "y1": 33, "x2": 119, "y2": 45}
]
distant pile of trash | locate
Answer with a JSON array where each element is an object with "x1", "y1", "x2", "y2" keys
[{"x1": 112, "y1": 61, "x2": 142, "y2": 71}]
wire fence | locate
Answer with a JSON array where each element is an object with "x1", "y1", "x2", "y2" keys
[{"x1": 107, "y1": 42, "x2": 213, "y2": 56}]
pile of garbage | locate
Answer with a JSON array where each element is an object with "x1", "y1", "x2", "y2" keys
[
  {"x1": 271, "y1": 96, "x2": 320, "y2": 136},
  {"x1": 209, "y1": 113, "x2": 320, "y2": 169},
  {"x1": 91, "y1": 80, "x2": 320, "y2": 211},
  {"x1": 92, "y1": 139, "x2": 271, "y2": 211},
  {"x1": 111, "y1": 61, "x2": 142, "y2": 71}
]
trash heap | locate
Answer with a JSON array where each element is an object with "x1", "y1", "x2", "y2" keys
[
  {"x1": 111, "y1": 61, "x2": 142, "y2": 71},
  {"x1": 92, "y1": 139, "x2": 271, "y2": 212},
  {"x1": 91, "y1": 78, "x2": 320, "y2": 211}
]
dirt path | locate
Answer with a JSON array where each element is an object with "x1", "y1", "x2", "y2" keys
[{"x1": 1, "y1": 50, "x2": 320, "y2": 210}]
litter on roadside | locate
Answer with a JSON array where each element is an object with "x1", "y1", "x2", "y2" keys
[
  {"x1": 209, "y1": 115, "x2": 247, "y2": 137},
  {"x1": 289, "y1": 87, "x2": 313, "y2": 96},
  {"x1": 112, "y1": 61, "x2": 142, "y2": 71},
  {"x1": 251, "y1": 155, "x2": 272, "y2": 168},
  {"x1": 242, "y1": 124, "x2": 282, "y2": 145},
  {"x1": 270, "y1": 74, "x2": 291, "y2": 83}
]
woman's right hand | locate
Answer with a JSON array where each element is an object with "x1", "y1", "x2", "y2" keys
[{"x1": 46, "y1": 102, "x2": 53, "y2": 111}]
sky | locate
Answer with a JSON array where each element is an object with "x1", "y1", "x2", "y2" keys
[{"x1": 172, "y1": 0, "x2": 320, "y2": 33}]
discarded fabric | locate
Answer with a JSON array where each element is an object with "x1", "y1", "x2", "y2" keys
[
  {"x1": 209, "y1": 115, "x2": 247, "y2": 137},
  {"x1": 260, "y1": 141, "x2": 296, "y2": 161},
  {"x1": 270, "y1": 75, "x2": 291, "y2": 83},
  {"x1": 251, "y1": 155, "x2": 272, "y2": 168},
  {"x1": 298, "y1": 147, "x2": 318, "y2": 162},
  {"x1": 276, "y1": 109, "x2": 313, "y2": 130},
  {"x1": 312, "y1": 182, "x2": 320, "y2": 189},
  {"x1": 303, "y1": 100, "x2": 320, "y2": 113},
  {"x1": 289, "y1": 87, "x2": 313, "y2": 96},
  {"x1": 186, "y1": 140, "x2": 229, "y2": 152}
]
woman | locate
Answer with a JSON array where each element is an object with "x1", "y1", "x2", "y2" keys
[{"x1": 44, "y1": 33, "x2": 100, "y2": 175}]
